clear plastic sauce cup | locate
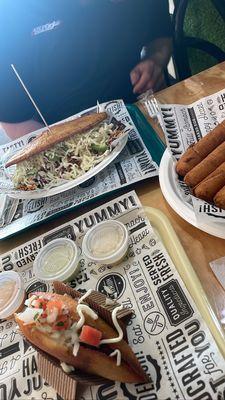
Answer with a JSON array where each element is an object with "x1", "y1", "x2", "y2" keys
[
  {"x1": 33, "y1": 238, "x2": 80, "y2": 283},
  {"x1": 82, "y1": 220, "x2": 129, "y2": 265},
  {"x1": 0, "y1": 271, "x2": 25, "y2": 319}
]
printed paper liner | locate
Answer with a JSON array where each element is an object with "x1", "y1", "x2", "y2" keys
[
  {"x1": 158, "y1": 91, "x2": 225, "y2": 225},
  {"x1": 2, "y1": 191, "x2": 225, "y2": 399}
]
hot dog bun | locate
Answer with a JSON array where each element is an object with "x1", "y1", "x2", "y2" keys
[
  {"x1": 15, "y1": 292, "x2": 147, "y2": 383},
  {"x1": 16, "y1": 317, "x2": 143, "y2": 383}
]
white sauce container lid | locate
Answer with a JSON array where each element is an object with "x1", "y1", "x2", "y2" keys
[
  {"x1": 82, "y1": 220, "x2": 129, "y2": 265},
  {"x1": 0, "y1": 271, "x2": 25, "y2": 319},
  {"x1": 33, "y1": 238, "x2": 79, "y2": 283}
]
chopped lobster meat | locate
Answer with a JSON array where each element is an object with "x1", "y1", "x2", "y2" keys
[{"x1": 52, "y1": 315, "x2": 71, "y2": 331}]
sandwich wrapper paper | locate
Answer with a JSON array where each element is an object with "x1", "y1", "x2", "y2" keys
[
  {"x1": 159, "y1": 87, "x2": 225, "y2": 224},
  {"x1": 0, "y1": 100, "x2": 158, "y2": 239},
  {"x1": 0, "y1": 190, "x2": 225, "y2": 400}
]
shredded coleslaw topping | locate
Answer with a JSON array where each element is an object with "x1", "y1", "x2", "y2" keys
[{"x1": 13, "y1": 122, "x2": 121, "y2": 190}]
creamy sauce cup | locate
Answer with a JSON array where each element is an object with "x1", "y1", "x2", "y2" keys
[
  {"x1": 33, "y1": 238, "x2": 80, "y2": 283},
  {"x1": 0, "y1": 271, "x2": 25, "y2": 319},
  {"x1": 82, "y1": 220, "x2": 129, "y2": 265}
]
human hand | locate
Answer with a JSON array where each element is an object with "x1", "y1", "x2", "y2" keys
[{"x1": 130, "y1": 59, "x2": 165, "y2": 95}]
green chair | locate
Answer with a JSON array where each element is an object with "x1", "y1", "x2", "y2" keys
[{"x1": 173, "y1": 0, "x2": 225, "y2": 80}]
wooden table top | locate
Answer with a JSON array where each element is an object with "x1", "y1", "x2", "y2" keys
[
  {"x1": 1, "y1": 62, "x2": 225, "y2": 331},
  {"x1": 140, "y1": 62, "x2": 225, "y2": 327}
]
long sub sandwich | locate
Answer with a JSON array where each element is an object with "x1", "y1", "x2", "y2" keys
[
  {"x1": 15, "y1": 290, "x2": 148, "y2": 383},
  {"x1": 6, "y1": 112, "x2": 123, "y2": 191}
]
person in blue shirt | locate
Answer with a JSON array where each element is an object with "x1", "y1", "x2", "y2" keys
[{"x1": 0, "y1": 0, "x2": 172, "y2": 139}]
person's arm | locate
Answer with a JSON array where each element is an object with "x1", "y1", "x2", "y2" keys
[
  {"x1": 0, "y1": 63, "x2": 37, "y2": 138},
  {"x1": 130, "y1": 37, "x2": 173, "y2": 94},
  {"x1": 130, "y1": 0, "x2": 173, "y2": 94},
  {"x1": 1, "y1": 119, "x2": 44, "y2": 140}
]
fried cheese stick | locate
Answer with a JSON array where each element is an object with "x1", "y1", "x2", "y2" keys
[{"x1": 176, "y1": 121, "x2": 225, "y2": 176}]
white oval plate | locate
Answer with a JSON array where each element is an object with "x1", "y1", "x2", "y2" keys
[
  {"x1": 8, "y1": 134, "x2": 128, "y2": 200},
  {"x1": 159, "y1": 149, "x2": 225, "y2": 239}
]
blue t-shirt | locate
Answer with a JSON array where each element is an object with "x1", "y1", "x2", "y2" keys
[{"x1": 0, "y1": 0, "x2": 172, "y2": 124}]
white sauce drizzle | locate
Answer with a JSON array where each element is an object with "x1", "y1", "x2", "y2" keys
[
  {"x1": 60, "y1": 362, "x2": 75, "y2": 374},
  {"x1": 76, "y1": 304, "x2": 98, "y2": 331},
  {"x1": 72, "y1": 297, "x2": 98, "y2": 357},
  {"x1": 73, "y1": 341, "x2": 80, "y2": 357},
  {"x1": 109, "y1": 349, "x2": 121, "y2": 366},
  {"x1": 70, "y1": 289, "x2": 123, "y2": 363},
  {"x1": 100, "y1": 305, "x2": 123, "y2": 344},
  {"x1": 78, "y1": 289, "x2": 93, "y2": 304}
]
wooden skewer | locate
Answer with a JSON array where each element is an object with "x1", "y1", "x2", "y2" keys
[
  {"x1": 11, "y1": 64, "x2": 51, "y2": 132},
  {"x1": 97, "y1": 99, "x2": 104, "y2": 113}
]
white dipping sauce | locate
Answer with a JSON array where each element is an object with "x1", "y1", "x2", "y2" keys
[
  {"x1": 0, "y1": 281, "x2": 16, "y2": 311},
  {"x1": 82, "y1": 220, "x2": 129, "y2": 265},
  {"x1": 90, "y1": 225, "x2": 124, "y2": 257},
  {"x1": 42, "y1": 244, "x2": 74, "y2": 275},
  {"x1": 33, "y1": 238, "x2": 80, "y2": 283}
]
